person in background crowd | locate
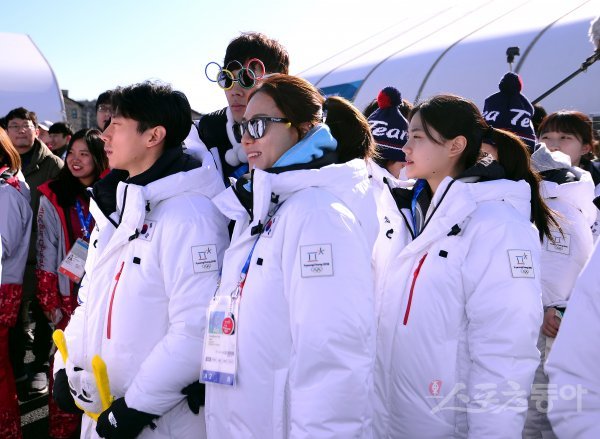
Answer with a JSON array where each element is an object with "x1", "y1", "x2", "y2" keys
[
  {"x1": 545, "y1": 239, "x2": 600, "y2": 437},
  {"x1": 533, "y1": 103, "x2": 548, "y2": 135},
  {"x1": 38, "y1": 121, "x2": 53, "y2": 146},
  {"x1": 202, "y1": 74, "x2": 377, "y2": 438},
  {"x1": 0, "y1": 127, "x2": 32, "y2": 439},
  {"x1": 538, "y1": 110, "x2": 600, "y2": 241},
  {"x1": 481, "y1": 136, "x2": 595, "y2": 437},
  {"x1": 190, "y1": 32, "x2": 289, "y2": 183},
  {"x1": 366, "y1": 86, "x2": 413, "y2": 314},
  {"x1": 373, "y1": 94, "x2": 548, "y2": 438},
  {"x1": 47, "y1": 122, "x2": 74, "y2": 160},
  {"x1": 523, "y1": 145, "x2": 595, "y2": 438},
  {"x1": 95, "y1": 90, "x2": 113, "y2": 131},
  {"x1": 53, "y1": 81, "x2": 228, "y2": 439},
  {"x1": 482, "y1": 72, "x2": 537, "y2": 153},
  {"x1": 4, "y1": 106, "x2": 63, "y2": 397},
  {"x1": 36, "y1": 128, "x2": 108, "y2": 439},
  {"x1": 364, "y1": 94, "x2": 413, "y2": 119}
]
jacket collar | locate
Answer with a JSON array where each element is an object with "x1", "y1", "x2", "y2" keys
[{"x1": 22, "y1": 139, "x2": 53, "y2": 176}]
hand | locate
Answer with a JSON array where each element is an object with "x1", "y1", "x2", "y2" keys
[
  {"x1": 96, "y1": 397, "x2": 157, "y2": 438},
  {"x1": 52, "y1": 368, "x2": 83, "y2": 414},
  {"x1": 44, "y1": 308, "x2": 63, "y2": 325},
  {"x1": 65, "y1": 359, "x2": 103, "y2": 415},
  {"x1": 181, "y1": 380, "x2": 206, "y2": 414},
  {"x1": 542, "y1": 308, "x2": 561, "y2": 338}
]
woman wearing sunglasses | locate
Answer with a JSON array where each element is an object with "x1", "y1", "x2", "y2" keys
[{"x1": 203, "y1": 74, "x2": 378, "y2": 438}]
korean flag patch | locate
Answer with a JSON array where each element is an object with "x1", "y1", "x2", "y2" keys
[
  {"x1": 507, "y1": 249, "x2": 535, "y2": 278},
  {"x1": 138, "y1": 220, "x2": 157, "y2": 241}
]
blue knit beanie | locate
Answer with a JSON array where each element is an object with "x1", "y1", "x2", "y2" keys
[
  {"x1": 483, "y1": 72, "x2": 536, "y2": 152},
  {"x1": 367, "y1": 86, "x2": 408, "y2": 162}
]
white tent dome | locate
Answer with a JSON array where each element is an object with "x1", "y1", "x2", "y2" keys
[
  {"x1": 0, "y1": 32, "x2": 65, "y2": 123},
  {"x1": 301, "y1": 0, "x2": 600, "y2": 120}
]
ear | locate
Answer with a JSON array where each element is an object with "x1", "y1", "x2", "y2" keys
[
  {"x1": 448, "y1": 135, "x2": 467, "y2": 158},
  {"x1": 582, "y1": 143, "x2": 592, "y2": 156},
  {"x1": 146, "y1": 126, "x2": 167, "y2": 149},
  {"x1": 297, "y1": 122, "x2": 312, "y2": 139}
]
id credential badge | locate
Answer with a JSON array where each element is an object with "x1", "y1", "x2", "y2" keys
[
  {"x1": 58, "y1": 238, "x2": 88, "y2": 284},
  {"x1": 201, "y1": 294, "x2": 239, "y2": 386}
]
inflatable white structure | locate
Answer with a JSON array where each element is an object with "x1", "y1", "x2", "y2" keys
[
  {"x1": 0, "y1": 32, "x2": 65, "y2": 123},
  {"x1": 301, "y1": 0, "x2": 600, "y2": 124}
]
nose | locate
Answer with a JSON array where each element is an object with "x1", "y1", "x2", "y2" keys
[
  {"x1": 241, "y1": 128, "x2": 254, "y2": 147},
  {"x1": 545, "y1": 141, "x2": 559, "y2": 151}
]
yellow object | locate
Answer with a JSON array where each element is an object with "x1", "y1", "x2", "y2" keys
[
  {"x1": 92, "y1": 355, "x2": 113, "y2": 411},
  {"x1": 52, "y1": 329, "x2": 113, "y2": 421},
  {"x1": 53, "y1": 329, "x2": 68, "y2": 362}
]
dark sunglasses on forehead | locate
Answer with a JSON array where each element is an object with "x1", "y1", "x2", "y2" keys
[{"x1": 234, "y1": 116, "x2": 291, "y2": 140}]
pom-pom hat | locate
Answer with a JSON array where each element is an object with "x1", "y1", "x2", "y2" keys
[
  {"x1": 367, "y1": 86, "x2": 409, "y2": 162},
  {"x1": 483, "y1": 72, "x2": 536, "y2": 152}
]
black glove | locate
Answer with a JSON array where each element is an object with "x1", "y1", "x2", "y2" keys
[
  {"x1": 181, "y1": 380, "x2": 206, "y2": 415},
  {"x1": 96, "y1": 397, "x2": 157, "y2": 439},
  {"x1": 52, "y1": 368, "x2": 83, "y2": 414}
]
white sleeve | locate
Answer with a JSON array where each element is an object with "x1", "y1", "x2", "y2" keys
[
  {"x1": 284, "y1": 206, "x2": 376, "y2": 438},
  {"x1": 463, "y1": 221, "x2": 543, "y2": 438},
  {"x1": 125, "y1": 204, "x2": 229, "y2": 415},
  {"x1": 546, "y1": 241, "x2": 600, "y2": 438}
]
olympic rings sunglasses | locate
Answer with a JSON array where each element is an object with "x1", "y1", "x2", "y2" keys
[
  {"x1": 205, "y1": 58, "x2": 266, "y2": 90},
  {"x1": 234, "y1": 116, "x2": 291, "y2": 140}
]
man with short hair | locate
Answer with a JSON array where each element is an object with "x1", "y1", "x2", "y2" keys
[
  {"x1": 4, "y1": 107, "x2": 63, "y2": 395},
  {"x1": 190, "y1": 32, "x2": 289, "y2": 183},
  {"x1": 47, "y1": 122, "x2": 73, "y2": 159},
  {"x1": 95, "y1": 90, "x2": 113, "y2": 131},
  {"x1": 53, "y1": 81, "x2": 228, "y2": 438}
]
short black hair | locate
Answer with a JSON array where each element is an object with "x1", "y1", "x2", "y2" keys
[
  {"x1": 224, "y1": 32, "x2": 289, "y2": 75},
  {"x1": 96, "y1": 90, "x2": 113, "y2": 111},
  {"x1": 48, "y1": 122, "x2": 73, "y2": 136},
  {"x1": 4, "y1": 107, "x2": 38, "y2": 127},
  {"x1": 111, "y1": 81, "x2": 192, "y2": 150}
]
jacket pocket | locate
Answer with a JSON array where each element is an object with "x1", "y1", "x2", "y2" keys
[
  {"x1": 272, "y1": 368, "x2": 289, "y2": 439},
  {"x1": 106, "y1": 261, "x2": 125, "y2": 339}
]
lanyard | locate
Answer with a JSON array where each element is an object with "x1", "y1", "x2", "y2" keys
[
  {"x1": 75, "y1": 199, "x2": 93, "y2": 239},
  {"x1": 232, "y1": 203, "x2": 283, "y2": 299},
  {"x1": 411, "y1": 179, "x2": 426, "y2": 236}
]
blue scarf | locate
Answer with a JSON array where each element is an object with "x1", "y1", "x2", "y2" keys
[{"x1": 273, "y1": 124, "x2": 337, "y2": 168}]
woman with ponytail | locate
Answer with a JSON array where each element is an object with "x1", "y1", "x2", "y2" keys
[
  {"x1": 373, "y1": 94, "x2": 544, "y2": 438},
  {"x1": 202, "y1": 74, "x2": 377, "y2": 438}
]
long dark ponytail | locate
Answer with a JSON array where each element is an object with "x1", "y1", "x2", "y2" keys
[{"x1": 486, "y1": 126, "x2": 560, "y2": 241}]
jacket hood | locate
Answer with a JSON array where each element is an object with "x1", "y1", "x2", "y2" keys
[
  {"x1": 117, "y1": 147, "x2": 224, "y2": 211},
  {"x1": 92, "y1": 146, "x2": 224, "y2": 232},
  {"x1": 214, "y1": 158, "x2": 378, "y2": 244},
  {"x1": 93, "y1": 146, "x2": 223, "y2": 217},
  {"x1": 532, "y1": 144, "x2": 596, "y2": 225},
  {"x1": 0, "y1": 167, "x2": 30, "y2": 202}
]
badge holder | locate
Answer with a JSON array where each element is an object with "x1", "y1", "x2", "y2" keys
[
  {"x1": 58, "y1": 238, "x2": 88, "y2": 283},
  {"x1": 201, "y1": 292, "x2": 240, "y2": 387}
]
